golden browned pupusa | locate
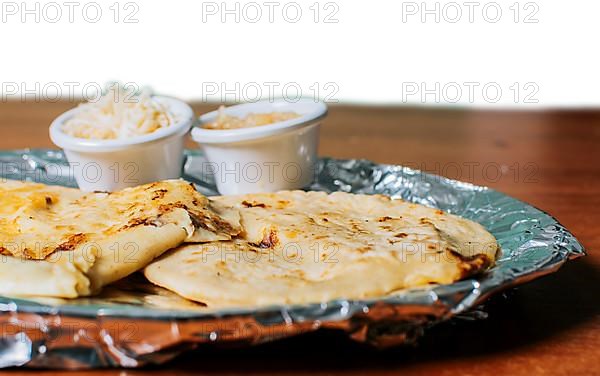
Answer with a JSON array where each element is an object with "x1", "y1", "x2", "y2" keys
[
  {"x1": 0, "y1": 179, "x2": 241, "y2": 298},
  {"x1": 145, "y1": 190, "x2": 499, "y2": 308}
]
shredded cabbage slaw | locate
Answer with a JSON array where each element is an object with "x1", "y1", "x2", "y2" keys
[{"x1": 62, "y1": 87, "x2": 176, "y2": 140}]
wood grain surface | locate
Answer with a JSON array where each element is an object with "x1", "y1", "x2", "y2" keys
[{"x1": 0, "y1": 101, "x2": 598, "y2": 376}]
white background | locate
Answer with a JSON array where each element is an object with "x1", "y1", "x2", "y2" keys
[{"x1": 0, "y1": 0, "x2": 598, "y2": 107}]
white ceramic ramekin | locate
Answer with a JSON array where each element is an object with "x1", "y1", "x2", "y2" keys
[
  {"x1": 191, "y1": 99, "x2": 327, "y2": 195},
  {"x1": 49, "y1": 96, "x2": 194, "y2": 192}
]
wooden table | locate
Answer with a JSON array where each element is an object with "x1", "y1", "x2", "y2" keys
[{"x1": 0, "y1": 102, "x2": 598, "y2": 376}]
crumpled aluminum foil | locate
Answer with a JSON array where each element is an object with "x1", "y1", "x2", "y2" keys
[{"x1": 0, "y1": 149, "x2": 585, "y2": 369}]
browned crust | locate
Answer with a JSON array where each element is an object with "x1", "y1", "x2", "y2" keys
[
  {"x1": 158, "y1": 202, "x2": 186, "y2": 212},
  {"x1": 241, "y1": 200, "x2": 267, "y2": 208},
  {"x1": 449, "y1": 249, "x2": 495, "y2": 279},
  {"x1": 55, "y1": 233, "x2": 87, "y2": 252},
  {"x1": 116, "y1": 198, "x2": 236, "y2": 236},
  {"x1": 189, "y1": 209, "x2": 235, "y2": 235},
  {"x1": 251, "y1": 229, "x2": 279, "y2": 249},
  {"x1": 25, "y1": 233, "x2": 89, "y2": 260},
  {"x1": 118, "y1": 217, "x2": 161, "y2": 231},
  {"x1": 151, "y1": 189, "x2": 169, "y2": 200}
]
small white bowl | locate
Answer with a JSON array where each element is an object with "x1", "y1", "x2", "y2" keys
[
  {"x1": 191, "y1": 99, "x2": 327, "y2": 195},
  {"x1": 49, "y1": 96, "x2": 194, "y2": 192}
]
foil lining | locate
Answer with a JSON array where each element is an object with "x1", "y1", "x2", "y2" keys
[{"x1": 0, "y1": 149, "x2": 585, "y2": 369}]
